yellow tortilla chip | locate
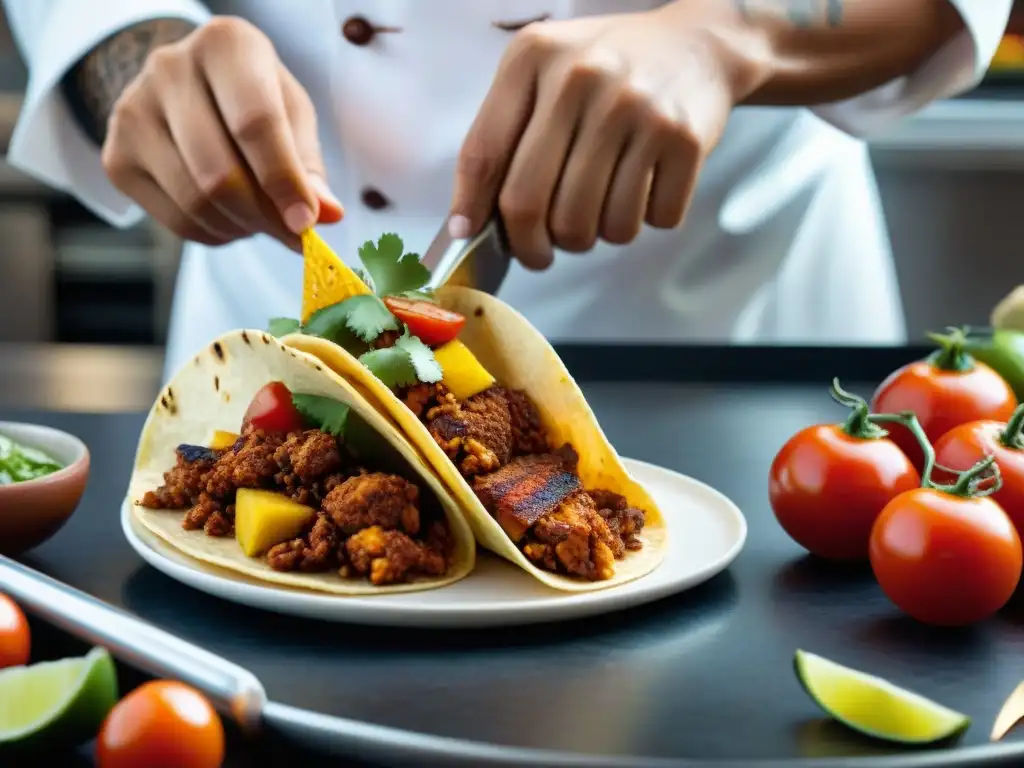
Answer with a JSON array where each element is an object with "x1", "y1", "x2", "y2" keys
[{"x1": 301, "y1": 229, "x2": 371, "y2": 323}]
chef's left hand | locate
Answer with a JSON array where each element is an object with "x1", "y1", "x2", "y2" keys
[{"x1": 448, "y1": 4, "x2": 767, "y2": 269}]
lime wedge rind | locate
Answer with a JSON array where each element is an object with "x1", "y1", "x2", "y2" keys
[
  {"x1": 794, "y1": 650, "x2": 970, "y2": 745},
  {"x1": 0, "y1": 646, "x2": 118, "y2": 750}
]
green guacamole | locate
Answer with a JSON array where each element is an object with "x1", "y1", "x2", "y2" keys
[{"x1": 0, "y1": 434, "x2": 63, "y2": 485}]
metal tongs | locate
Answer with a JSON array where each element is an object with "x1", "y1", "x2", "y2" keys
[{"x1": 421, "y1": 214, "x2": 512, "y2": 295}]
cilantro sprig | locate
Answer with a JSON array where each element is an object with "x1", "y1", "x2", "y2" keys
[
  {"x1": 292, "y1": 393, "x2": 350, "y2": 437},
  {"x1": 269, "y1": 233, "x2": 447, "y2": 390}
]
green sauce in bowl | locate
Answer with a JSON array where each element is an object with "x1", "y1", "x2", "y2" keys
[{"x1": 0, "y1": 433, "x2": 64, "y2": 485}]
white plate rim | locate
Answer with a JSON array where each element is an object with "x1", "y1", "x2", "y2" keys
[{"x1": 121, "y1": 457, "x2": 747, "y2": 628}]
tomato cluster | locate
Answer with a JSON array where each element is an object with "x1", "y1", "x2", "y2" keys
[
  {"x1": 770, "y1": 329, "x2": 1024, "y2": 627},
  {"x1": 0, "y1": 593, "x2": 224, "y2": 766}
]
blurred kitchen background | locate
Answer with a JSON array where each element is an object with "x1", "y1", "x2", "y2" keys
[{"x1": 2, "y1": 7, "x2": 1024, "y2": 409}]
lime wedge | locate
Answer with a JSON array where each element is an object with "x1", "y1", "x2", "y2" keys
[
  {"x1": 794, "y1": 650, "x2": 970, "y2": 744},
  {"x1": 0, "y1": 646, "x2": 118, "y2": 750}
]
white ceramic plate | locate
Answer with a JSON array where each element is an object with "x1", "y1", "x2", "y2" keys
[{"x1": 121, "y1": 458, "x2": 747, "y2": 628}]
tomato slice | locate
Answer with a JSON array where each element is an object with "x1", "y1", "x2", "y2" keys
[
  {"x1": 241, "y1": 381, "x2": 307, "y2": 435},
  {"x1": 0, "y1": 594, "x2": 29, "y2": 668},
  {"x1": 383, "y1": 296, "x2": 465, "y2": 346}
]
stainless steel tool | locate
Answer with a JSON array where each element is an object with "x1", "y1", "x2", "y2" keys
[
  {"x1": 0, "y1": 555, "x2": 266, "y2": 734},
  {"x1": 421, "y1": 215, "x2": 511, "y2": 295}
]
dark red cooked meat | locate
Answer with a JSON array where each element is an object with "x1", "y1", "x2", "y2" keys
[
  {"x1": 426, "y1": 387, "x2": 513, "y2": 475},
  {"x1": 472, "y1": 450, "x2": 582, "y2": 541},
  {"x1": 322, "y1": 473, "x2": 421, "y2": 535},
  {"x1": 523, "y1": 491, "x2": 618, "y2": 581}
]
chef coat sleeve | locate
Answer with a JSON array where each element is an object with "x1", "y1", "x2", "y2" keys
[
  {"x1": 3, "y1": 0, "x2": 211, "y2": 227},
  {"x1": 810, "y1": 0, "x2": 1012, "y2": 137}
]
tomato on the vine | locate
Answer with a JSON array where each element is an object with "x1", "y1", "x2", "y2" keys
[
  {"x1": 96, "y1": 680, "x2": 225, "y2": 768},
  {"x1": 241, "y1": 381, "x2": 306, "y2": 435},
  {"x1": 770, "y1": 380, "x2": 920, "y2": 560},
  {"x1": 870, "y1": 456, "x2": 1022, "y2": 627},
  {"x1": 871, "y1": 327, "x2": 1017, "y2": 472},
  {"x1": 0, "y1": 593, "x2": 29, "y2": 668},
  {"x1": 933, "y1": 403, "x2": 1024, "y2": 536}
]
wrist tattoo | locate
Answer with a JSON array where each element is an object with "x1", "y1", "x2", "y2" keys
[
  {"x1": 60, "y1": 18, "x2": 196, "y2": 146},
  {"x1": 735, "y1": 0, "x2": 843, "y2": 29}
]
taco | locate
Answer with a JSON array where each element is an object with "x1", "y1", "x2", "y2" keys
[
  {"x1": 128, "y1": 329, "x2": 475, "y2": 594},
  {"x1": 273, "y1": 230, "x2": 667, "y2": 592}
]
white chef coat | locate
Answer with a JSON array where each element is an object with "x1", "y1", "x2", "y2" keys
[{"x1": 3, "y1": 0, "x2": 1012, "y2": 381}]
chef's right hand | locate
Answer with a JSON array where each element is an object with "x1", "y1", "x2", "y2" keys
[{"x1": 101, "y1": 16, "x2": 343, "y2": 250}]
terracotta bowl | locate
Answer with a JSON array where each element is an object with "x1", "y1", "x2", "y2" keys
[{"x1": 0, "y1": 422, "x2": 90, "y2": 556}]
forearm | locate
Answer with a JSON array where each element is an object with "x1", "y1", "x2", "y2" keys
[
  {"x1": 664, "y1": 0, "x2": 967, "y2": 106},
  {"x1": 60, "y1": 18, "x2": 196, "y2": 146}
]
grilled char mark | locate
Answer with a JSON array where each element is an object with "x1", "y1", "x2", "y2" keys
[{"x1": 473, "y1": 452, "x2": 582, "y2": 541}]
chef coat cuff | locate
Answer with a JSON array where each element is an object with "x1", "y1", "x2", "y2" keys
[
  {"x1": 810, "y1": 0, "x2": 1011, "y2": 138},
  {"x1": 7, "y1": 0, "x2": 212, "y2": 228}
]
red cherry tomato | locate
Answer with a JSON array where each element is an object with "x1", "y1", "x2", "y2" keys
[
  {"x1": 0, "y1": 594, "x2": 29, "y2": 668},
  {"x1": 870, "y1": 486, "x2": 1022, "y2": 626},
  {"x1": 871, "y1": 331, "x2": 1016, "y2": 471},
  {"x1": 771, "y1": 423, "x2": 920, "y2": 560},
  {"x1": 933, "y1": 406, "x2": 1024, "y2": 536},
  {"x1": 96, "y1": 680, "x2": 225, "y2": 768},
  {"x1": 383, "y1": 296, "x2": 466, "y2": 346},
  {"x1": 241, "y1": 381, "x2": 306, "y2": 434}
]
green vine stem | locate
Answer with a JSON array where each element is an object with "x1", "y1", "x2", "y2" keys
[
  {"x1": 925, "y1": 326, "x2": 976, "y2": 373},
  {"x1": 829, "y1": 379, "x2": 887, "y2": 440},
  {"x1": 1000, "y1": 404, "x2": 1024, "y2": 451}
]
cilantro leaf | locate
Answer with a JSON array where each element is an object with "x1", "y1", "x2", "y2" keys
[
  {"x1": 359, "y1": 233, "x2": 430, "y2": 298},
  {"x1": 396, "y1": 332, "x2": 443, "y2": 383},
  {"x1": 303, "y1": 297, "x2": 395, "y2": 348},
  {"x1": 357, "y1": 331, "x2": 443, "y2": 390},
  {"x1": 342, "y1": 295, "x2": 400, "y2": 342},
  {"x1": 268, "y1": 317, "x2": 301, "y2": 337},
  {"x1": 292, "y1": 393, "x2": 350, "y2": 437},
  {"x1": 397, "y1": 289, "x2": 437, "y2": 304},
  {"x1": 358, "y1": 347, "x2": 421, "y2": 390}
]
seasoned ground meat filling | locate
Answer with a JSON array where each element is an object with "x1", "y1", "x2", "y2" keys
[
  {"x1": 404, "y1": 383, "x2": 648, "y2": 581},
  {"x1": 142, "y1": 428, "x2": 452, "y2": 586}
]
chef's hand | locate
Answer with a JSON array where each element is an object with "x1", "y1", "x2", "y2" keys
[
  {"x1": 101, "y1": 16, "x2": 343, "y2": 250},
  {"x1": 448, "y1": 6, "x2": 763, "y2": 269}
]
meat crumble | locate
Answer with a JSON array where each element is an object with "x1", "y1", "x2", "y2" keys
[
  {"x1": 141, "y1": 428, "x2": 453, "y2": 586},
  {"x1": 402, "y1": 382, "x2": 647, "y2": 581}
]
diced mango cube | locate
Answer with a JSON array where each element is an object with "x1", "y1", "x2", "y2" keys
[
  {"x1": 301, "y1": 229, "x2": 372, "y2": 323},
  {"x1": 235, "y1": 489, "x2": 317, "y2": 558},
  {"x1": 434, "y1": 340, "x2": 495, "y2": 401},
  {"x1": 209, "y1": 430, "x2": 239, "y2": 451}
]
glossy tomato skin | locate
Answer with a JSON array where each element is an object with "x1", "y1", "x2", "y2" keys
[
  {"x1": 241, "y1": 381, "x2": 306, "y2": 435},
  {"x1": 383, "y1": 296, "x2": 465, "y2": 346},
  {"x1": 870, "y1": 489, "x2": 1022, "y2": 626},
  {"x1": 871, "y1": 360, "x2": 1017, "y2": 471},
  {"x1": 769, "y1": 425, "x2": 921, "y2": 560},
  {"x1": 0, "y1": 594, "x2": 29, "y2": 668},
  {"x1": 934, "y1": 420, "x2": 1024, "y2": 536},
  {"x1": 96, "y1": 680, "x2": 225, "y2": 768}
]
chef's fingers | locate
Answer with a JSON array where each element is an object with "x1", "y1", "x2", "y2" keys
[
  {"x1": 194, "y1": 18, "x2": 319, "y2": 235},
  {"x1": 497, "y1": 57, "x2": 600, "y2": 269},
  {"x1": 449, "y1": 29, "x2": 542, "y2": 241},
  {"x1": 104, "y1": 87, "x2": 246, "y2": 243},
  {"x1": 600, "y1": 134, "x2": 659, "y2": 245},
  {"x1": 548, "y1": 84, "x2": 634, "y2": 254},
  {"x1": 114, "y1": 171, "x2": 234, "y2": 247},
  {"x1": 646, "y1": 138, "x2": 700, "y2": 230},
  {"x1": 152, "y1": 50, "x2": 272, "y2": 237},
  {"x1": 279, "y1": 64, "x2": 344, "y2": 225}
]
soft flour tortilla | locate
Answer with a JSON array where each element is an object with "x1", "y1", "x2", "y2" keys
[
  {"x1": 283, "y1": 286, "x2": 668, "y2": 592},
  {"x1": 128, "y1": 329, "x2": 476, "y2": 595}
]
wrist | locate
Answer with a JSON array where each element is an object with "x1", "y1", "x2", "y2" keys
[{"x1": 654, "y1": 0, "x2": 776, "y2": 105}]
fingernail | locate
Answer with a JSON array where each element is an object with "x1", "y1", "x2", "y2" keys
[
  {"x1": 309, "y1": 175, "x2": 343, "y2": 209},
  {"x1": 284, "y1": 203, "x2": 316, "y2": 234},
  {"x1": 448, "y1": 214, "x2": 472, "y2": 239}
]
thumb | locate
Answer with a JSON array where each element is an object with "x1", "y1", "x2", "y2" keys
[{"x1": 280, "y1": 66, "x2": 344, "y2": 226}]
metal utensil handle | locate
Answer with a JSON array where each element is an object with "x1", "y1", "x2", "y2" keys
[{"x1": 0, "y1": 555, "x2": 266, "y2": 734}]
